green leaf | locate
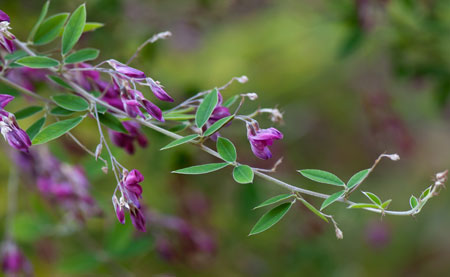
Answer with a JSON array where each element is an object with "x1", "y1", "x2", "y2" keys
[
  {"x1": 347, "y1": 169, "x2": 370, "y2": 189},
  {"x1": 233, "y1": 165, "x2": 254, "y2": 184},
  {"x1": 160, "y1": 134, "x2": 199, "y2": 150},
  {"x1": 47, "y1": 75, "x2": 74, "y2": 90},
  {"x1": 163, "y1": 113, "x2": 195, "y2": 121},
  {"x1": 203, "y1": 115, "x2": 234, "y2": 137},
  {"x1": 50, "y1": 107, "x2": 75, "y2": 116},
  {"x1": 98, "y1": 113, "x2": 127, "y2": 133},
  {"x1": 362, "y1": 191, "x2": 382, "y2": 206},
  {"x1": 249, "y1": 202, "x2": 292, "y2": 236},
  {"x1": 223, "y1": 95, "x2": 239, "y2": 108},
  {"x1": 52, "y1": 94, "x2": 89, "y2": 112},
  {"x1": 253, "y1": 194, "x2": 295, "y2": 209},
  {"x1": 64, "y1": 48, "x2": 99, "y2": 64},
  {"x1": 299, "y1": 198, "x2": 329, "y2": 222},
  {"x1": 34, "y1": 13, "x2": 69, "y2": 45},
  {"x1": 381, "y1": 199, "x2": 392, "y2": 210},
  {"x1": 409, "y1": 195, "x2": 418, "y2": 209},
  {"x1": 420, "y1": 186, "x2": 432, "y2": 200},
  {"x1": 217, "y1": 137, "x2": 236, "y2": 162},
  {"x1": 348, "y1": 203, "x2": 381, "y2": 209},
  {"x1": 26, "y1": 117, "x2": 46, "y2": 141},
  {"x1": 320, "y1": 190, "x2": 345, "y2": 211},
  {"x1": 172, "y1": 163, "x2": 228, "y2": 175},
  {"x1": 83, "y1": 22, "x2": 104, "y2": 32},
  {"x1": 298, "y1": 169, "x2": 345, "y2": 186},
  {"x1": 28, "y1": 0, "x2": 50, "y2": 42},
  {"x1": 16, "y1": 56, "x2": 60, "y2": 69},
  {"x1": 32, "y1": 117, "x2": 84, "y2": 145},
  {"x1": 96, "y1": 104, "x2": 107, "y2": 114},
  {"x1": 62, "y1": 4, "x2": 86, "y2": 55},
  {"x1": 14, "y1": 106, "x2": 43, "y2": 120},
  {"x1": 195, "y1": 89, "x2": 218, "y2": 129},
  {"x1": 4, "y1": 50, "x2": 28, "y2": 61},
  {"x1": 168, "y1": 122, "x2": 189, "y2": 133}
]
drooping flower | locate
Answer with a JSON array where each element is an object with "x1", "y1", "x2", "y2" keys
[
  {"x1": 109, "y1": 121, "x2": 148, "y2": 154},
  {"x1": 107, "y1": 59, "x2": 146, "y2": 79},
  {"x1": 0, "y1": 10, "x2": 15, "y2": 53},
  {"x1": 0, "y1": 95, "x2": 31, "y2": 152},
  {"x1": 145, "y1": 78, "x2": 174, "y2": 102},
  {"x1": 246, "y1": 122, "x2": 283, "y2": 160},
  {"x1": 202, "y1": 91, "x2": 231, "y2": 140},
  {"x1": 112, "y1": 169, "x2": 147, "y2": 232}
]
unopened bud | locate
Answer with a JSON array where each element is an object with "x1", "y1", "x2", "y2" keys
[
  {"x1": 101, "y1": 166, "x2": 108, "y2": 174},
  {"x1": 381, "y1": 153, "x2": 400, "y2": 161},
  {"x1": 335, "y1": 226, "x2": 344, "y2": 239},
  {"x1": 236, "y1": 75, "x2": 248, "y2": 83},
  {"x1": 95, "y1": 143, "x2": 103, "y2": 160},
  {"x1": 270, "y1": 108, "x2": 283, "y2": 123},
  {"x1": 242, "y1": 93, "x2": 258, "y2": 101}
]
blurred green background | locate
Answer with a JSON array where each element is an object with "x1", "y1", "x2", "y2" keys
[{"x1": 2, "y1": 0, "x2": 450, "y2": 276}]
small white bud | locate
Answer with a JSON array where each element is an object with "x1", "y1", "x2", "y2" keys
[
  {"x1": 95, "y1": 143, "x2": 103, "y2": 160},
  {"x1": 236, "y1": 75, "x2": 248, "y2": 83},
  {"x1": 381, "y1": 153, "x2": 400, "y2": 161},
  {"x1": 101, "y1": 166, "x2": 108, "y2": 174},
  {"x1": 335, "y1": 226, "x2": 344, "y2": 239},
  {"x1": 241, "y1": 93, "x2": 258, "y2": 101}
]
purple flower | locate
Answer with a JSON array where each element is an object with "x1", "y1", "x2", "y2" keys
[
  {"x1": 142, "y1": 99, "x2": 163, "y2": 121},
  {"x1": 0, "y1": 10, "x2": 15, "y2": 53},
  {"x1": 246, "y1": 123, "x2": 283, "y2": 160},
  {"x1": 107, "y1": 59, "x2": 145, "y2": 79},
  {"x1": 0, "y1": 95, "x2": 31, "y2": 152},
  {"x1": 112, "y1": 196, "x2": 125, "y2": 224},
  {"x1": 122, "y1": 169, "x2": 144, "y2": 208},
  {"x1": 1, "y1": 242, "x2": 32, "y2": 275},
  {"x1": 109, "y1": 121, "x2": 148, "y2": 154}
]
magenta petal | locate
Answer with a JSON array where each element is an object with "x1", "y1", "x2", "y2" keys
[
  {"x1": 126, "y1": 169, "x2": 144, "y2": 185},
  {"x1": 0, "y1": 94, "x2": 14, "y2": 108},
  {"x1": 0, "y1": 10, "x2": 10, "y2": 22},
  {"x1": 142, "y1": 99, "x2": 163, "y2": 122},
  {"x1": 130, "y1": 208, "x2": 146, "y2": 232}
]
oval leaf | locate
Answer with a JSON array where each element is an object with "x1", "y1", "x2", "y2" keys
[
  {"x1": 28, "y1": 0, "x2": 50, "y2": 42},
  {"x1": 217, "y1": 137, "x2": 236, "y2": 162},
  {"x1": 298, "y1": 169, "x2": 345, "y2": 186},
  {"x1": 160, "y1": 134, "x2": 199, "y2": 150},
  {"x1": 381, "y1": 199, "x2": 392, "y2": 209},
  {"x1": 32, "y1": 116, "x2": 83, "y2": 145},
  {"x1": 249, "y1": 202, "x2": 292, "y2": 236},
  {"x1": 62, "y1": 4, "x2": 86, "y2": 55},
  {"x1": 420, "y1": 186, "x2": 431, "y2": 200},
  {"x1": 195, "y1": 89, "x2": 218, "y2": 129},
  {"x1": 64, "y1": 48, "x2": 99, "y2": 64},
  {"x1": 98, "y1": 113, "x2": 127, "y2": 133},
  {"x1": 14, "y1": 106, "x2": 43, "y2": 120},
  {"x1": 362, "y1": 191, "x2": 382, "y2": 206},
  {"x1": 233, "y1": 165, "x2": 254, "y2": 184},
  {"x1": 83, "y1": 22, "x2": 104, "y2": 32},
  {"x1": 254, "y1": 194, "x2": 295, "y2": 209},
  {"x1": 223, "y1": 95, "x2": 239, "y2": 108},
  {"x1": 50, "y1": 107, "x2": 75, "y2": 116},
  {"x1": 163, "y1": 113, "x2": 195, "y2": 121},
  {"x1": 347, "y1": 169, "x2": 369, "y2": 189},
  {"x1": 16, "y1": 56, "x2": 59, "y2": 68},
  {"x1": 320, "y1": 190, "x2": 345, "y2": 211},
  {"x1": 348, "y1": 203, "x2": 380, "y2": 209},
  {"x1": 34, "y1": 13, "x2": 69, "y2": 45},
  {"x1": 410, "y1": 195, "x2": 418, "y2": 209},
  {"x1": 52, "y1": 94, "x2": 89, "y2": 111},
  {"x1": 203, "y1": 115, "x2": 234, "y2": 137},
  {"x1": 26, "y1": 117, "x2": 46, "y2": 141},
  {"x1": 173, "y1": 163, "x2": 229, "y2": 175},
  {"x1": 47, "y1": 75, "x2": 74, "y2": 90}
]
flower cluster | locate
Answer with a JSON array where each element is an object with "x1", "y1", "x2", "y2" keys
[
  {"x1": 109, "y1": 121, "x2": 148, "y2": 154},
  {"x1": 0, "y1": 10, "x2": 15, "y2": 53},
  {"x1": 1, "y1": 241, "x2": 32, "y2": 276},
  {"x1": 13, "y1": 147, "x2": 100, "y2": 221},
  {"x1": 0, "y1": 95, "x2": 31, "y2": 152},
  {"x1": 113, "y1": 169, "x2": 147, "y2": 231}
]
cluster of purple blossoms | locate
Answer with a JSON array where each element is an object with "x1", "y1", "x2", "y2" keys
[
  {"x1": 13, "y1": 147, "x2": 101, "y2": 221},
  {"x1": 113, "y1": 169, "x2": 147, "y2": 231},
  {"x1": 246, "y1": 122, "x2": 283, "y2": 160},
  {"x1": 1, "y1": 241, "x2": 32, "y2": 276},
  {"x1": 109, "y1": 121, "x2": 148, "y2": 154},
  {"x1": 0, "y1": 95, "x2": 31, "y2": 152},
  {"x1": 0, "y1": 10, "x2": 15, "y2": 53}
]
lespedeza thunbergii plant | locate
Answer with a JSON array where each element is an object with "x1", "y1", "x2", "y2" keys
[{"x1": 0, "y1": 2, "x2": 447, "y2": 274}]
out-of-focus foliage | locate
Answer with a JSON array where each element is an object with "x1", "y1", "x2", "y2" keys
[{"x1": 2, "y1": 0, "x2": 450, "y2": 276}]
